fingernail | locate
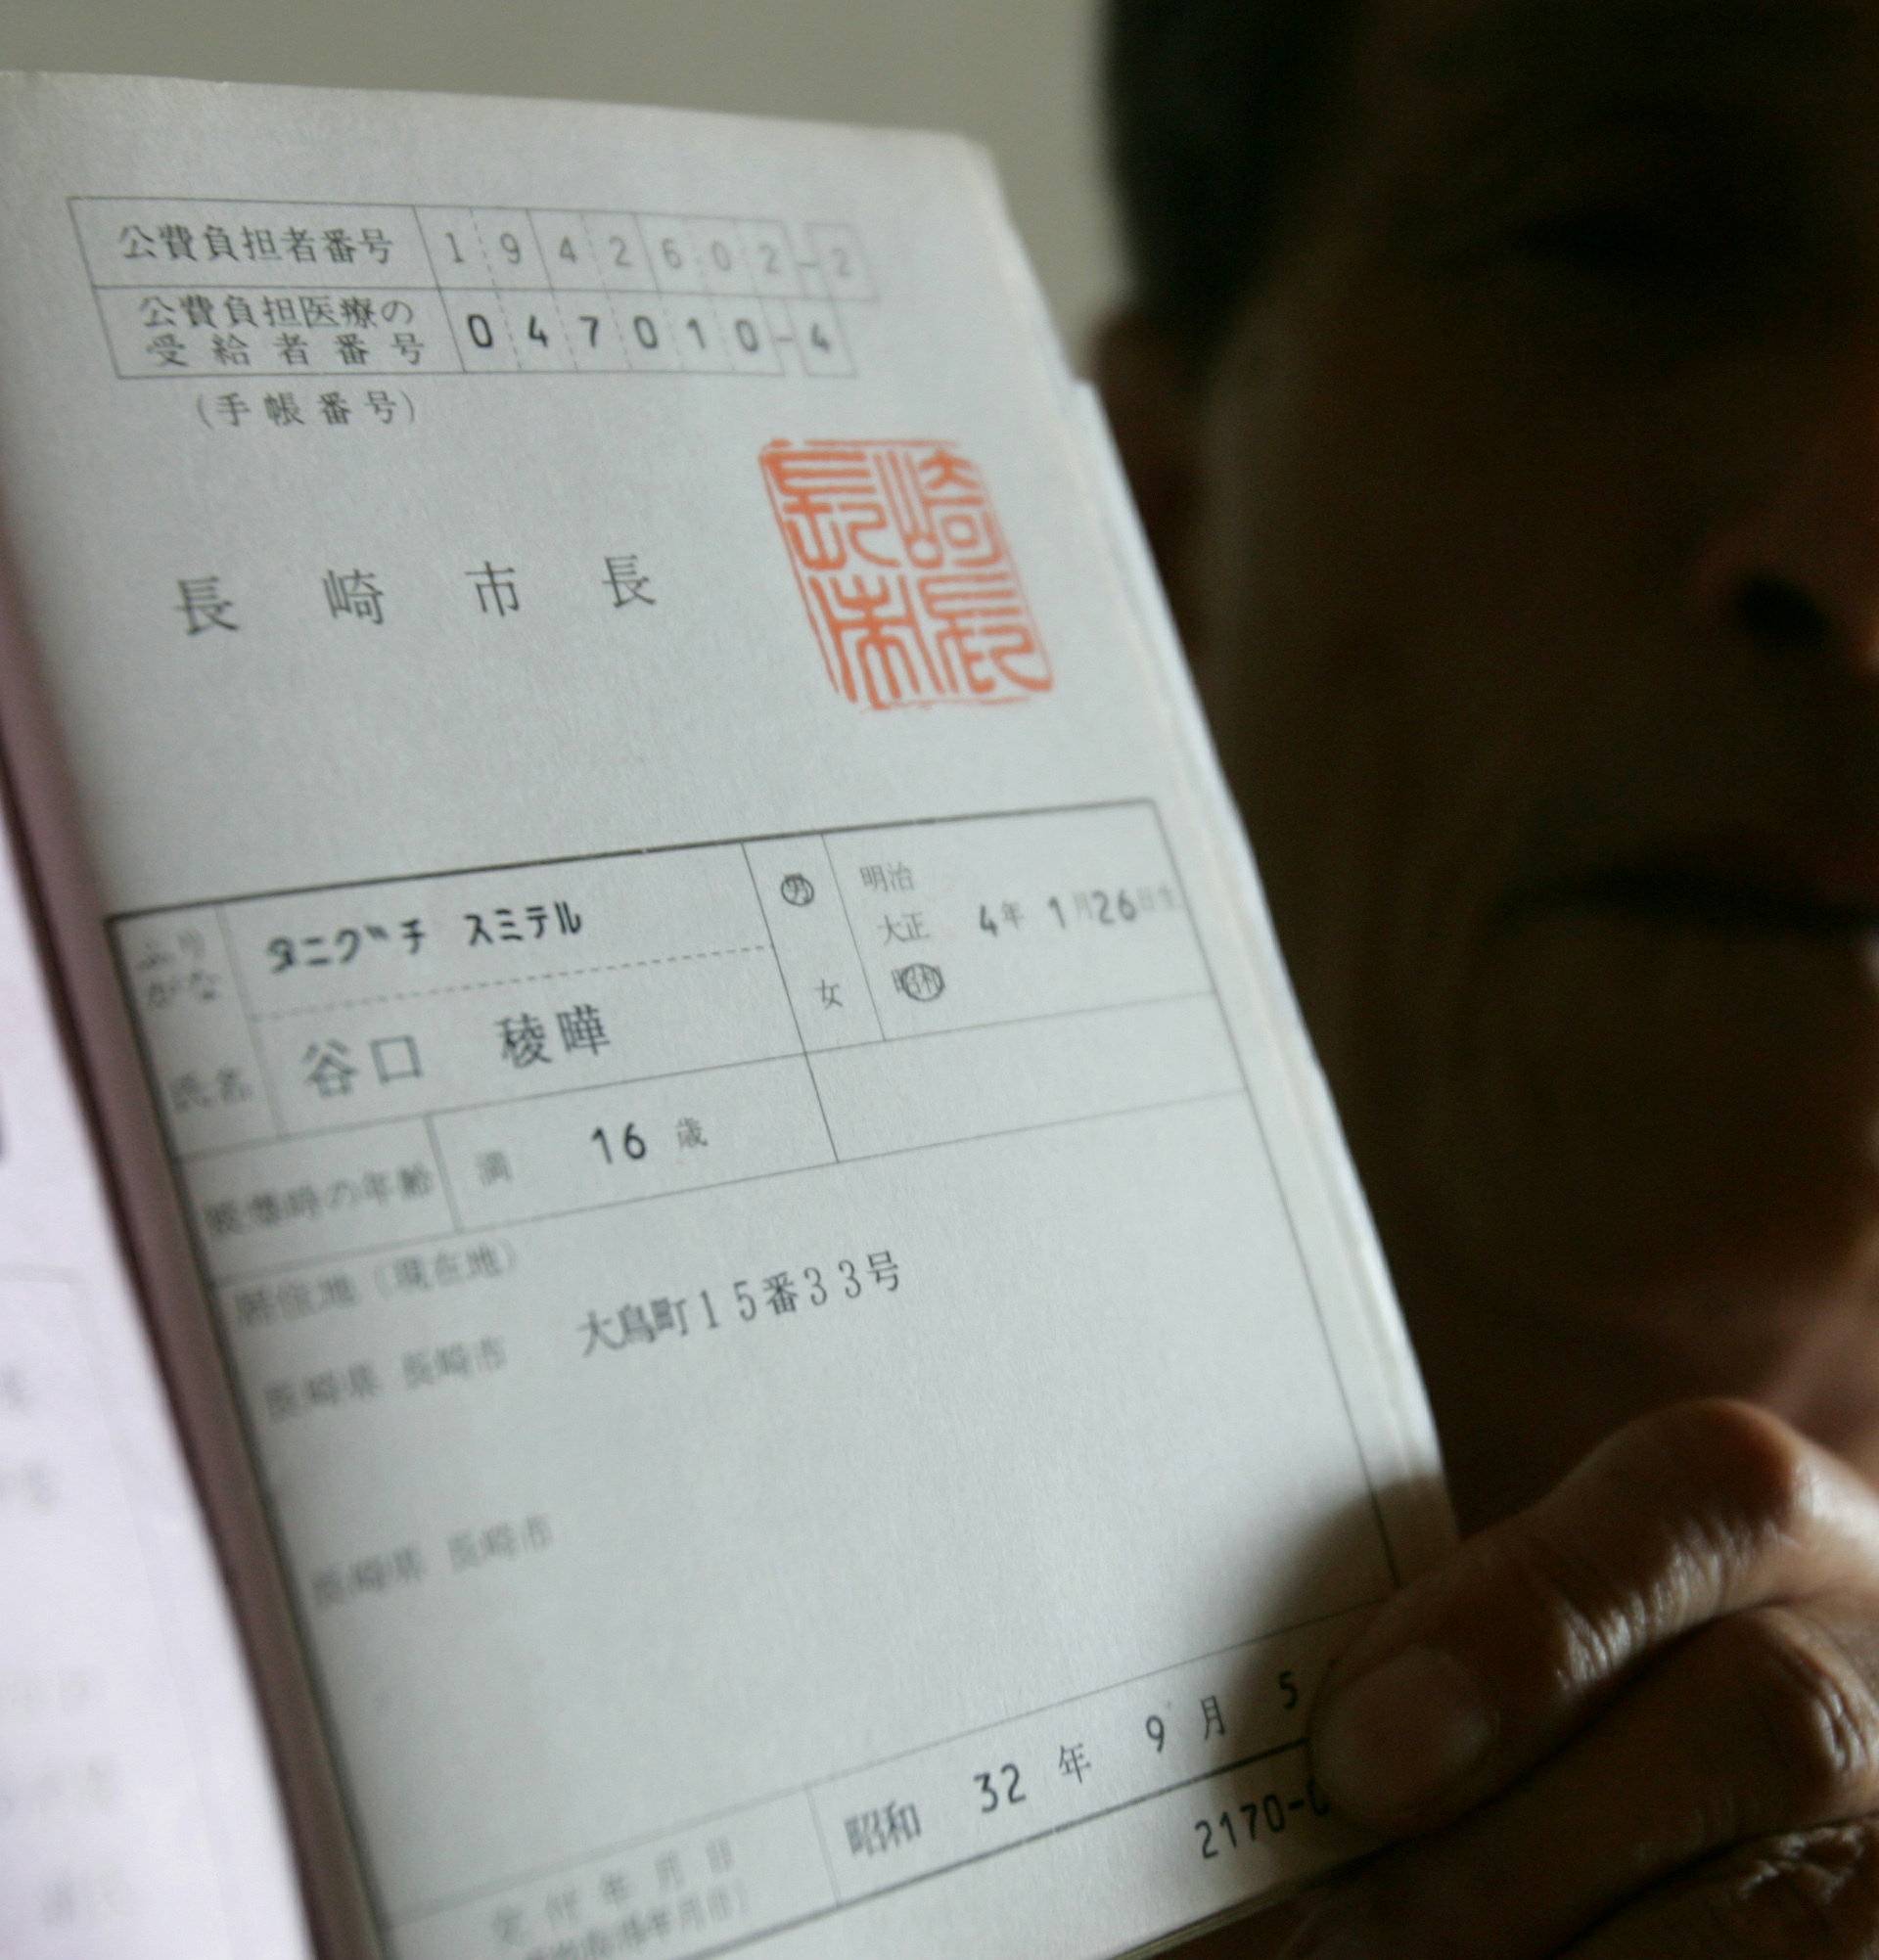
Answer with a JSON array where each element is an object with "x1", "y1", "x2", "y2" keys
[{"x1": 1312, "y1": 1645, "x2": 1495, "y2": 1820}]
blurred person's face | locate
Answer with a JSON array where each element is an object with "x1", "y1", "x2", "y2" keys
[{"x1": 1121, "y1": 0, "x2": 1879, "y2": 1453}]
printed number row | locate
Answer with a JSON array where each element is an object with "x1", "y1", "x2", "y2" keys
[
  {"x1": 420, "y1": 209, "x2": 873, "y2": 301},
  {"x1": 448, "y1": 291, "x2": 854, "y2": 377}
]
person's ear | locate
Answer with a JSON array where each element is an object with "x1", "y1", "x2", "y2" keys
[{"x1": 1093, "y1": 307, "x2": 1206, "y2": 648}]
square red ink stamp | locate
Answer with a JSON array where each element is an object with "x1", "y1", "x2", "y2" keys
[{"x1": 761, "y1": 438, "x2": 1053, "y2": 709}]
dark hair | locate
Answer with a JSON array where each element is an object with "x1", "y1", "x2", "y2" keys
[{"x1": 1105, "y1": 0, "x2": 1368, "y2": 357}]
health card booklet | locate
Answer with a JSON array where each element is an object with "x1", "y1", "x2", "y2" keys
[{"x1": 0, "y1": 69, "x2": 1452, "y2": 1960}]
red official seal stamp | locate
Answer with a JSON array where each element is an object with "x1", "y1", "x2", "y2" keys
[{"x1": 760, "y1": 439, "x2": 1052, "y2": 709}]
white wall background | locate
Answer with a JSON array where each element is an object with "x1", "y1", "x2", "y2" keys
[{"x1": 6, "y1": 0, "x2": 1122, "y2": 355}]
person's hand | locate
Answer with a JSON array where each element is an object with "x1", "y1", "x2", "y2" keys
[{"x1": 1181, "y1": 1399, "x2": 1879, "y2": 1957}]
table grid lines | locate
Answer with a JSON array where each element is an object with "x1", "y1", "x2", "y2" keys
[
  {"x1": 107, "y1": 798, "x2": 1160, "y2": 924},
  {"x1": 102, "y1": 801, "x2": 1403, "y2": 1960},
  {"x1": 71, "y1": 195, "x2": 874, "y2": 382},
  {"x1": 174, "y1": 1088, "x2": 1252, "y2": 1290},
  {"x1": 388, "y1": 1593, "x2": 1384, "y2": 1933},
  {"x1": 114, "y1": 808, "x2": 1250, "y2": 1282}
]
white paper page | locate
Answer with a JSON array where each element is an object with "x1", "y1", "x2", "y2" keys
[
  {"x1": 0, "y1": 781, "x2": 312, "y2": 1954},
  {"x1": 1061, "y1": 382, "x2": 1456, "y2": 1586},
  {"x1": 0, "y1": 71, "x2": 1449, "y2": 1960}
]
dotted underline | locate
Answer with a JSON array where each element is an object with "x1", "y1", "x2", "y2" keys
[{"x1": 254, "y1": 945, "x2": 770, "y2": 1021}]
